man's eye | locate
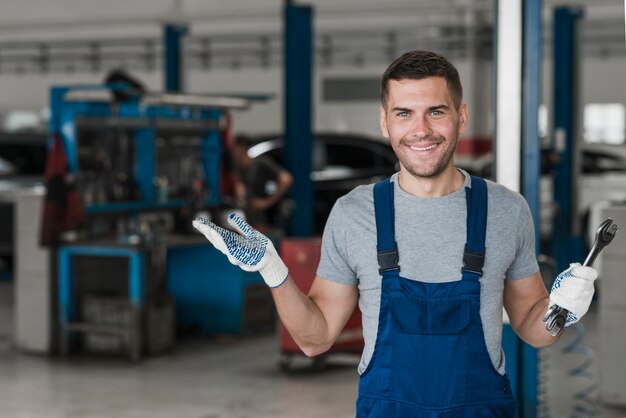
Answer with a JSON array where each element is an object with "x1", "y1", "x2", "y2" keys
[
  {"x1": 397, "y1": 111, "x2": 409, "y2": 117},
  {"x1": 430, "y1": 110, "x2": 443, "y2": 116}
]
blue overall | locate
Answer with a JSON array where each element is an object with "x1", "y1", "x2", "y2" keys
[{"x1": 355, "y1": 176, "x2": 517, "y2": 417}]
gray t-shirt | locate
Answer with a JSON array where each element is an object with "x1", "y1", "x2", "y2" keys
[{"x1": 317, "y1": 170, "x2": 539, "y2": 375}]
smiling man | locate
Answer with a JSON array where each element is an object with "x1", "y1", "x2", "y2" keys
[{"x1": 193, "y1": 50, "x2": 598, "y2": 417}]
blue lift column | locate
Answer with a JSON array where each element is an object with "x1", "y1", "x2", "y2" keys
[
  {"x1": 495, "y1": 1, "x2": 543, "y2": 416},
  {"x1": 164, "y1": 24, "x2": 189, "y2": 92},
  {"x1": 551, "y1": 7, "x2": 585, "y2": 273},
  {"x1": 284, "y1": 2, "x2": 314, "y2": 237},
  {"x1": 520, "y1": 0, "x2": 542, "y2": 417}
]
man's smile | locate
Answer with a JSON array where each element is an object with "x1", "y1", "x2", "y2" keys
[{"x1": 409, "y1": 143, "x2": 439, "y2": 152}]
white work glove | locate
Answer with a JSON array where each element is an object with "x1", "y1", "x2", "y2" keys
[
  {"x1": 192, "y1": 214, "x2": 288, "y2": 288},
  {"x1": 549, "y1": 263, "x2": 598, "y2": 327}
]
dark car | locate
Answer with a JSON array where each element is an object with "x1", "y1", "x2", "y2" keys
[
  {"x1": 581, "y1": 149, "x2": 626, "y2": 174},
  {"x1": 456, "y1": 146, "x2": 626, "y2": 179},
  {"x1": 247, "y1": 132, "x2": 398, "y2": 234}
]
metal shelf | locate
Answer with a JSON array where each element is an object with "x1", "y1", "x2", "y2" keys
[
  {"x1": 84, "y1": 199, "x2": 189, "y2": 214},
  {"x1": 67, "y1": 322, "x2": 130, "y2": 336}
]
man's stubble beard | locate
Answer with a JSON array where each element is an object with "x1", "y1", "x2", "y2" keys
[{"x1": 397, "y1": 133, "x2": 458, "y2": 179}]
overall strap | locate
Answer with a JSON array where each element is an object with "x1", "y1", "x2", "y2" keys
[
  {"x1": 374, "y1": 179, "x2": 400, "y2": 276},
  {"x1": 462, "y1": 176, "x2": 488, "y2": 281}
]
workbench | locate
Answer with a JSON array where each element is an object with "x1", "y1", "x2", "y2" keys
[{"x1": 58, "y1": 235, "x2": 268, "y2": 360}]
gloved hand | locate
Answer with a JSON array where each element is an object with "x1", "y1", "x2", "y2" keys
[
  {"x1": 548, "y1": 263, "x2": 598, "y2": 327},
  {"x1": 192, "y1": 214, "x2": 288, "y2": 288}
]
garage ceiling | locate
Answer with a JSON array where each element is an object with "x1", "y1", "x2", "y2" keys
[{"x1": 0, "y1": 0, "x2": 622, "y2": 74}]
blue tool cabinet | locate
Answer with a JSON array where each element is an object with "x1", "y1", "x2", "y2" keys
[{"x1": 167, "y1": 242, "x2": 266, "y2": 335}]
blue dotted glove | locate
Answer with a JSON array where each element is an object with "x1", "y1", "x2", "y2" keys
[
  {"x1": 192, "y1": 214, "x2": 288, "y2": 288},
  {"x1": 549, "y1": 263, "x2": 598, "y2": 327}
]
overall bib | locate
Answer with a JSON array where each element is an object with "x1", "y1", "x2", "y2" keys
[{"x1": 355, "y1": 176, "x2": 517, "y2": 417}]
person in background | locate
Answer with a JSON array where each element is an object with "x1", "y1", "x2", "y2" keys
[
  {"x1": 194, "y1": 51, "x2": 598, "y2": 417},
  {"x1": 230, "y1": 135, "x2": 293, "y2": 234}
]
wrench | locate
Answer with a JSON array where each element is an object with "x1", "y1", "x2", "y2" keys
[{"x1": 543, "y1": 218, "x2": 619, "y2": 336}]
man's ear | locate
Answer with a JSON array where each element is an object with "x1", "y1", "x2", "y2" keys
[
  {"x1": 379, "y1": 106, "x2": 389, "y2": 139},
  {"x1": 458, "y1": 103, "x2": 468, "y2": 134}
]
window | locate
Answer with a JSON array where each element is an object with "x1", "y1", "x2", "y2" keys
[{"x1": 584, "y1": 103, "x2": 625, "y2": 144}]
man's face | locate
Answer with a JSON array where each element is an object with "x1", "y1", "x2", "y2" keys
[{"x1": 380, "y1": 77, "x2": 467, "y2": 179}]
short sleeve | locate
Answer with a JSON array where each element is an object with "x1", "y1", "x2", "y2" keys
[
  {"x1": 316, "y1": 199, "x2": 358, "y2": 285},
  {"x1": 505, "y1": 199, "x2": 540, "y2": 280}
]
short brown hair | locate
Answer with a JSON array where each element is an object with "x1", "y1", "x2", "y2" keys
[{"x1": 381, "y1": 50, "x2": 463, "y2": 109}]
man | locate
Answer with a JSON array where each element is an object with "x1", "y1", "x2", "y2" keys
[
  {"x1": 230, "y1": 135, "x2": 293, "y2": 233},
  {"x1": 194, "y1": 51, "x2": 597, "y2": 416}
]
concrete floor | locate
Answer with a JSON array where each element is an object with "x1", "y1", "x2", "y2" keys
[{"x1": 1, "y1": 280, "x2": 626, "y2": 418}]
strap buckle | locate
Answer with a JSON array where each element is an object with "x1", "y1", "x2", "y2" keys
[
  {"x1": 462, "y1": 245, "x2": 484, "y2": 276},
  {"x1": 377, "y1": 247, "x2": 400, "y2": 275}
]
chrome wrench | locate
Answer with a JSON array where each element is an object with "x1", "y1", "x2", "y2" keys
[{"x1": 543, "y1": 218, "x2": 619, "y2": 336}]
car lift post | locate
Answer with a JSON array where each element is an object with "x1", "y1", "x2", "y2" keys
[
  {"x1": 284, "y1": 1, "x2": 314, "y2": 237},
  {"x1": 551, "y1": 7, "x2": 586, "y2": 273},
  {"x1": 495, "y1": 0, "x2": 542, "y2": 416}
]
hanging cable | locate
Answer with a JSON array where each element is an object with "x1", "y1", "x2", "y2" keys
[
  {"x1": 537, "y1": 346, "x2": 553, "y2": 418},
  {"x1": 563, "y1": 322, "x2": 600, "y2": 418}
]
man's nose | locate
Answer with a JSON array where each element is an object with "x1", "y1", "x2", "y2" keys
[{"x1": 411, "y1": 116, "x2": 433, "y2": 139}]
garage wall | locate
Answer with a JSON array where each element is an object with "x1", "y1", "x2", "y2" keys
[
  {"x1": 0, "y1": 58, "x2": 495, "y2": 139},
  {"x1": 1, "y1": 52, "x2": 622, "y2": 141}
]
